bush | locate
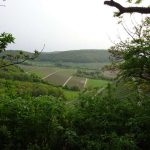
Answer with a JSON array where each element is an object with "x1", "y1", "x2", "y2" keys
[
  {"x1": 67, "y1": 93, "x2": 150, "y2": 150},
  {"x1": 0, "y1": 96, "x2": 67, "y2": 150}
]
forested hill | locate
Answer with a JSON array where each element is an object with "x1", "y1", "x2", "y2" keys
[
  {"x1": 5, "y1": 49, "x2": 110, "y2": 63},
  {"x1": 36, "y1": 49, "x2": 110, "y2": 63}
]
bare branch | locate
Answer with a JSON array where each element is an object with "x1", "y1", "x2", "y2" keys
[
  {"x1": 104, "y1": 0, "x2": 150, "y2": 16},
  {"x1": 121, "y1": 23, "x2": 135, "y2": 40},
  {"x1": 37, "y1": 44, "x2": 45, "y2": 55},
  {"x1": 0, "y1": 44, "x2": 45, "y2": 69}
]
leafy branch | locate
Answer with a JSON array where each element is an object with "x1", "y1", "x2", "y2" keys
[{"x1": 0, "y1": 32, "x2": 45, "y2": 69}]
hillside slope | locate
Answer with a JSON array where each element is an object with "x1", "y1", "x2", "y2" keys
[
  {"x1": 36, "y1": 49, "x2": 110, "y2": 63},
  {"x1": 4, "y1": 49, "x2": 110, "y2": 63}
]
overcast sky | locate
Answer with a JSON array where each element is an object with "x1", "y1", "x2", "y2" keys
[{"x1": 0, "y1": 0, "x2": 148, "y2": 52}]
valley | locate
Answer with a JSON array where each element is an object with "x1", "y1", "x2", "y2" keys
[
  {"x1": 0, "y1": 1, "x2": 150, "y2": 149},
  {"x1": 18, "y1": 49, "x2": 112, "y2": 91},
  {"x1": 20, "y1": 64, "x2": 110, "y2": 90}
]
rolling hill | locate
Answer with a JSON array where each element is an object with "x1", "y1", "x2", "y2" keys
[
  {"x1": 4, "y1": 49, "x2": 110, "y2": 63},
  {"x1": 36, "y1": 49, "x2": 110, "y2": 63}
]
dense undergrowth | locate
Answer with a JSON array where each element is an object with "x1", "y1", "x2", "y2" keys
[
  {"x1": 0, "y1": 90, "x2": 150, "y2": 150},
  {"x1": 0, "y1": 65, "x2": 150, "y2": 150}
]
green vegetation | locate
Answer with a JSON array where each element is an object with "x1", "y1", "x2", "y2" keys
[
  {"x1": 55, "y1": 62, "x2": 108, "y2": 69},
  {"x1": 0, "y1": 51, "x2": 150, "y2": 150},
  {"x1": 87, "y1": 79, "x2": 109, "y2": 89},
  {"x1": 35, "y1": 49, "x2": 110, "y2": 63},
  {"x1": 0, "y1": 2, "x2": 150, "y2": 150},
  {"x1": 0, "y1": 64, "x2": 77, "y2": 100},
  {"x1": 68, "y1": 91, "x2": 150, "y2": 150},
  {"x1": 0, "y1": 82, "x2": 149, "y2": 149},
  {"x1": 0, "y1": 20, "x2": 149, "y2": 149},
  {"x1": 63, "y1": 89, "x2": 79, "y2": 100},
  {"x1": 0, "y1": 33, "x2": 39, "y2": 69},
  {"x1": 109, "y1": 17, "x2": 150, "y2": 81},
  {"x1": 19, "y1": 64, "x2": 112, "y2": 90},
  {"x1": 75, "y1": 68, "x2": 116, "y2": 81},
  {"x1": 0, "y1": 96, "x2": 66, "y2": 150}
]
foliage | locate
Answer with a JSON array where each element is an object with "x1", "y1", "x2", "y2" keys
[
  {"x1": 0, "y1": 83, "x2": 150, "y2": 150},
  {"x1": 64, "y1": 85, "x2": 80, "y2": 91},
  {"x1": 1, "y1": 60, "x2": 149, "y2": 149},
  {"x1": 75, "y1": 68, "x2": 115, "y2": 80},
  {"x1": 76, "y1": 69, "x2": 102, "y2": 79},
  {"x1": 0, "y1": 96, "x2": 67, "y2": 150},
  {"x1": 0, "y1": 1, "x2": 149, "y2": 149},
  {"x1": 67, "y1": 91, "x2": 150, "y2": 150},
  {"x1": 0, "y1": 64, "x2": 43, "y2": 83},
  {"x1": 127, "y1": 0, "x2": 143, "y2": 4},
  {"x1": 0, "y1": 78, "x2": 66, "y2": 99},
  {"x1": 36, "y1": 50, "x2": 110, "y2": 63},
  {"x1": 0, "y1": 33, "x2": 39, "y2": 69},
  {"x1": 109, "y1": 17, "x2": 150, "y2": 81},
  {"x1": 0, "y1": 32, "x2": 15, "y2": 52}
]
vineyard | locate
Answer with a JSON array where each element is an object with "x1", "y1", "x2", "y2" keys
[{"x1": 20, "y1": 65, "x2": 109, "y2": 90}]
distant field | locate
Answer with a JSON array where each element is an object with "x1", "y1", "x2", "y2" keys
[
  {"x1": 46, "y1": 72, "x2": 71, "y2": 86},
  {"x1": 23, "y1": 61, "x2": 109, "y2": 70},
  {"x1": 32, "y1": 67, "x2": 59, "y2": 77},
  {"x1": 44, "y1": 69, "x2": 76, "y2": 85},
  {"x1": 19, "y1": 65, "x2": 40, "y2": 72},
  {"x1": 20, "y1": 65, "x2": 109, "y2": 90},
  {"x1": 20, "y1": 65, "x2": 59, "y2": 77},
  {"x1": 66, "y1": 76, "x2": 86, "y2": 90},
  {"x1": 102, "y1": 70, "x2": 118, "y2": 79},
  {"x1": 57, "y1": 62, "x2": 109, "y2": 69},
  {"x1": 87, "y1": 79, "x2": 109, "y2": 89}
]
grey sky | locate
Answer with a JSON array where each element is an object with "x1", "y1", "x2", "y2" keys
[{"x1": 0, "y1": 0, "x2": 148, "y2": 52}]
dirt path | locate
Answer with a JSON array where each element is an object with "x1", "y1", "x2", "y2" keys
[
  {"x1": 42, "y1": 71, "x2": 60, "y2": 80},
  {"x1": 95, "y1": 87, "x2": 106, "y2": 96},
  {"x1": 63, "y1": 76, "x2": 73, "y2": 87},
  {"x1": 84, "y1": 78, "x2": 88, "y2": 88}
]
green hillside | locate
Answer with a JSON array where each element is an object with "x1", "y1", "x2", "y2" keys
[
  {"x1": 0, "y1": 56, "x2": 150, "y2": 150},
  {"x1": 1, "y1": 50, "x2": 32, "y2": 56},
  {"x1": 36, "y1": 49, "x2": 110, "y2": 63},
  {"x1": 4, "y1": 49, "x2": 110, "y2": 64},
  {"x1": 0, "y1": 62, "x2": 77, "y2": 100}
]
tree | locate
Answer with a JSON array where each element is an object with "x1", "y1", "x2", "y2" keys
[
  {"x1": 109, "y1": 17, "x2": 150, "y2": 81},
  {"x1": 0, "y1": 1, "x2": 45, "y2": 69},
  {"x1": 0, "y1": 32, "x2": 44, "y2": 69},
  {"x1": 104, "y1": 0, "x2": 150, "y2": 81},
  {"x1": 104, "y1": 0, "x2": 150, "y2": 16}
]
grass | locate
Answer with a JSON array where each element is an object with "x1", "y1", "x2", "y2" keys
[
  {"x1": 19, "y1": 64, "x2": 110, "y2": 90},
  {"x1": 87, "y1": 79, "x2": 109, "y2": 89},
  {"x1": 32, "y1": 67, "x2": 59, "y2": 77},
  {"x1": 24, "y1": 61, "x2": 55, "y2": 67},
  {"x1": 20, "y1": 65, "x2": 75, "y2": 78},
  {"x1": 19, "y1": 65, "x2": 40, "y2": 72},
  {"x1": 63, "y1": 89, "x2": 79, "y2": 100},
  {"x1": 19, "y1": 65, "x2": 59, "y2": 77}
]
